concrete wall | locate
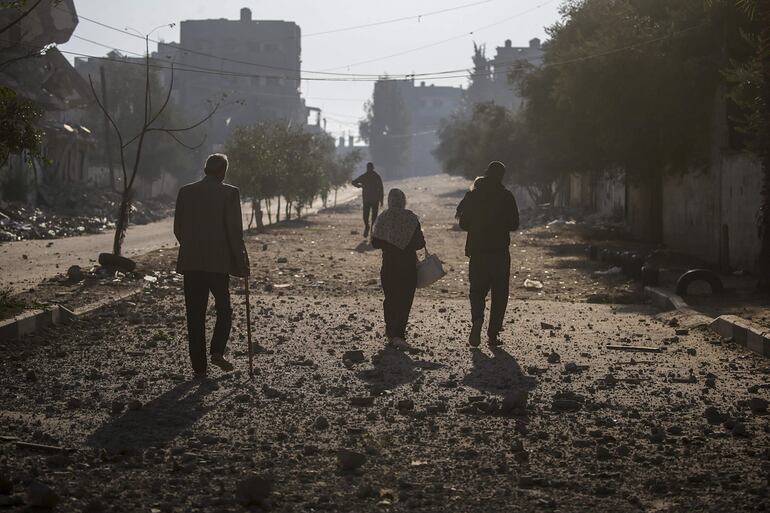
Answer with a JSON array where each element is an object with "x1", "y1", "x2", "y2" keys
[
  {"x1": 661, "y1": 166, "x2": 721, "y2": 265},
  {"x1": 721, "y1": 152, "x2": 762, "y2": 271},
  {"x1": 593, "y1": 170, "x2": 625, "y2": 219}
]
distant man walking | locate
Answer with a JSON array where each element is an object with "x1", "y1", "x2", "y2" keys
[
  {"x1": 174, "y1": 154, "x2": 250, "y2": 378},
  {"x1": 457, "y1": 161, "x2": 520, "y2": 347},
  {"x1": 352, "y1": 162, "x2": 384, "y2": 238}
]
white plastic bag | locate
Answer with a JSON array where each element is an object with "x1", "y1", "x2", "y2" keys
[{"x1": 417, "y1": 248, "x2": 446, "y2": 288}]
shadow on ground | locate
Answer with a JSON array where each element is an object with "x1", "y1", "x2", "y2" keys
[
  {"x1": 358, "y1": 346, "x2": 443, "y2": 391},
  {"x1": 86, "y1": 378, "x2": 222, "y2": 450},
  {"x1": 463, "y1": 347, "x2": 537, "y2": 397}
]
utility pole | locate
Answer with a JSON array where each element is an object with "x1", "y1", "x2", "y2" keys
[{"x1": 99, "y1": 65, "x2": 117, "y2": 192}]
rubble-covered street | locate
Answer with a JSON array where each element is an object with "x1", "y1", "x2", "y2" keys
[{"x1": 1, "y1": 175, "x2": 769, "y2": 513}]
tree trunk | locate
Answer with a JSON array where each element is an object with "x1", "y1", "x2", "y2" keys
[
  {"x1": 756, "y1": 1, "x2": 770, "y2": 291},
  {"x1": 285, "y1": 201, "x2": 292, "y2": 221},
  {"x1": 113, "y1": 189, "x2": 132, "y2": 256},
  {"x1": 248, "y1": 199, "x2": 256, "y2": 230},
  {"x1": 266, "y1": 198, "x2": 273, "y2": 225},
  {"x1": 276, "y1": 196, "x2": 281, "y2": 223},
  {"x1": 256, "y1": 198, "x2": 264, "y2": 231},
  {"x1": 334, "y1": 188, "x2": 338, "y2": 207}
]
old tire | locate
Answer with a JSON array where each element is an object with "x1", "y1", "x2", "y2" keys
[
  {"x1": 641, "y1": 265, "x2": 660, "y2": 286},
  {"x1": 98, "y1": 253, "x2": 136, "y2": 273},
  {"x1": 675, "y1": 269, "x2": 724, "y2": 296}
]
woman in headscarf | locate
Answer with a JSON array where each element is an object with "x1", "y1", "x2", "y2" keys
[{"x1": 371, "y1": 188, "x2": 425, "y2": 349}]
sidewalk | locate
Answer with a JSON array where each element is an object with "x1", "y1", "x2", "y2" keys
[{"x1": 0, "y1": 187, "x2": 357, "y2": 294}]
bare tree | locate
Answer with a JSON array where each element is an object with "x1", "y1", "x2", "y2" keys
[{"x1": 88, "y1": 38, "x2": 220, "y2": 259}]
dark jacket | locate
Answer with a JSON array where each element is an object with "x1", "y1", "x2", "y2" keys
[
  {"x1": 352, "y1": 170, "x2": 384, "y2": 205},
  {"x1": 371, "y1": 222, "x2": 426, "y2": 270},
  {"x1": 457, "y1": 177, "x2": 519, "y2": 257},
  {"x1": 174, "y1": 175, "x2": 249, "y2": 276}
]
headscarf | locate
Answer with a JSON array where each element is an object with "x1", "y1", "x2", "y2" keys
[{"x1": 372, "y1": 188, "x2": 420, "y2": 250}]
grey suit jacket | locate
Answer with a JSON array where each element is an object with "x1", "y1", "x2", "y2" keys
[{"x1": 174, "y1": 175, "x2": 248, "y2": 276}]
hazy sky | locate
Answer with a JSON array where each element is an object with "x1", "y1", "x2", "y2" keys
[{"x1": 60, "y1": 0, "x2": 563, "y2": 139}]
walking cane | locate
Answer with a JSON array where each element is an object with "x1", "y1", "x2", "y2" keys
[{"x1": 245, "y1": 277, "x2": 254, "y2": 379}]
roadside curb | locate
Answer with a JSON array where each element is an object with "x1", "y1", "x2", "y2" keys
[
  {"x1": 710, "y1": 315, "x2": 770, "y2": 357},
  {"x1": 0, "y1": 287, "x2": 142, "y2": 342},
  {"x1": 643, "y1": 285, "x2": 770, "y2": 358}
]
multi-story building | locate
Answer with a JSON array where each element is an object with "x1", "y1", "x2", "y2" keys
[
  {"x1": 366, "y1": 79, "x2": 463, "y2": 179},
  {"x1": 171, "y1": 7, "x2": 306, "y2": 152},
  {"x1": 469, "y1": 38, "x2": 544, "y2": 112}
]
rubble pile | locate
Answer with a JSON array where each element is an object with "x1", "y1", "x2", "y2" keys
[{"x1": 0, "y1": 184, "x2": 173, "y2": 242}]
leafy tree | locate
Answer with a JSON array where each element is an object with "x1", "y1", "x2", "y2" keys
[
  {"x1": 0, "y1": 85, "x2": 42, "y2": 165},
  {"x1": 330, "y1": 149, "x2": 362, "y2": 206},
  {"x1": 434, "y1": 102, "x2": 555, "y2": 203}
]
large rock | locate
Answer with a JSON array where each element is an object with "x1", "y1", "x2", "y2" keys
[
  {"x1": 235, "y1": 474, "x2": 272, "y2": 506},
  {"x1": 27, "y1": 482, "x2": 59, "y2": 509},
  {"x1": 337, "y1": 449, "x2": 366, "y2": 471}
]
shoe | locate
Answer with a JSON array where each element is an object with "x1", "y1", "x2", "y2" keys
[
  {"x1": 488, "y1": 334, "x2": 503, "y2": 347},
  {"x1": 469, "y1": 320, "x2": 482, "y2": 347},
  {"x1": 210, "y1": 354, "x2": 234, "y2": 372},
  {"x1": 193, "y1": 370, "x2": 207, "y2": 380},
  {"x1": 390, "y1": 337, "x2": 411, "y2": 350},
  {"x1": 363, "y1": 226, "x2": 370, "y2": 238}
]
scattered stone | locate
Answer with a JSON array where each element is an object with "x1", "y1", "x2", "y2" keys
[
  {"x1": 686, "y1": 348, "x2": 697, "y2": 356},
  {"x1": 25, "y1": 370, "x2": 36, "y2": 382},
  {"x1": 552, "y1": 399, "x2": 581, "y2": 412},
  {"x1": 262, "y1": 385, "x2": 284, "y2": 400},
  {"x1": 276, "y1": 257, "x2": 288, "y2": 264},
  {"x1": 67, "y1": 265, "x2": 85, "y2": 282},
  {"x1": 235, "y1": 474, "x2": 272, "y2": 507},
  {"x1": 351, "y1": 396, "x2": 375, "y2": 407},
  {"x1": 547, "y1": 351, "x2": 561, "y2": 364},
  {"x1": 675, "y1": 328, "x2": 689, "y2": 336},
  {"x1": 27, "y1": 482, "x2": 59, "y2": 509},
  {"x1": 397, "y1": 399, "x2": 415, "y2": 411},
  {"x1": 564, "y1": 362, "x2": 584, "y2": 374},
  {"x1": 343, "y1": 350, "x2": 366, "y2": 365},
  {"x1": 540, "y1": 321, "x2": 555, "y2": 330},
  {"x1": 66, "y1": 397, "x2": 82, "y2": 410},
  {"x1": 314, "y1": 416, "x2": 330, "y2": 430},
  {"x1": 0, "y1": 473, "x2": 11, "y2": 494},
  {"x1": 234, "y1": 393, "x2": 250, "y2": 404},
  {"x1": 596, "y1": 446, "x2": 612, "y2": 461},
  {"x1": 732, "y1": 422, "x2": 748, "y2": 437},
  {"x1": 704, "y1": 406, "x2": 728, "y2": 424},
  {"x1": 749, "y1": 397, "x2": 768, "y2": 413},
  {"x1": 500, "y1": 391, "x2": 528, "y2": 414},
  {"x1": 337, "y1": 449, "x2": 366, "y2": 471}
]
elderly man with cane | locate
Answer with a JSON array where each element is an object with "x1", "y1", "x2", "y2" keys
[{"x1": 174, "y1": 153, "x2": 251, "y2": 379}]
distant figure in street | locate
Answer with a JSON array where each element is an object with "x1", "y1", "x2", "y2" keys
[
  {"x1": 457, "y1": 161, "x2": 519, "y2": 347},
  {"x1": 351, "y1": 162, "x2": 384, "y2": 238},
  {"x1": 174, "y1": 154, "x2": 250, "y2": 379},
  {"x1": 372, "y1": 188, "x2": 425, "y2": 350}
]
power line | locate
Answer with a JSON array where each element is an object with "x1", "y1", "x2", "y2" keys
[
  {"x1": 322, "y1": 0, "x2": 559, "y2": 71},
  {"x1": 61, "y1": 3, "x2": 499, "y2": 79},
  {"x1": 302, "y1": 0, "x2": 495, "y2": 38},
  {"x1": 8, "y1": 20, "x2": 708, "y2": 86}
]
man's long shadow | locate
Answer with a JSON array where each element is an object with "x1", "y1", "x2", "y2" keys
[
  {"x1": 358, "y1": 346, "x2": 443, "y2": 391},
  {"x1": 463, "y1": 347, "x2": 537, "y2": 397},
  {"x1": 85, "y1": 379, "x2": 221, "y2": 450}
]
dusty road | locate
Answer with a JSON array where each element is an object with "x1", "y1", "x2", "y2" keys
[
  {"x1": 1, "y1": 175, "x2": 769, "y2": 512},
  {"x1": 0, "y1": 187, "x2": 357, "y2": 294}
]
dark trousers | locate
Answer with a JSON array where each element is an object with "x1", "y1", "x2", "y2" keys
[
  {"x1": 183, "y1": 271, "x2": 232, "y2": 373},
  {"x1": 363, "y1": 202, "x2": 379, "y2": 228},
  {"x1": 469, "y1": 252, "x2": 511, "y2": 337},
  {"x1": 381, "y1": 263, "x2": 416, "y2": 339}
]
